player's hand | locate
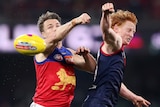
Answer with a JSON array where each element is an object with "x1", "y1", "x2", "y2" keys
[
  {"x1": 76, "y1": 46, "x2": 90, "y2": 56},
  {"x1": 132, "y1": 95, "x2": 151, "y2": 107},
  {"x1": 73, "y1": 13, "x2": 91, "y2": 25},
  {"x1": 102, "y1": 3, "x2": 115, "y2": 13},
  {"x1": 79, "y1": 13, "x2": 91, "y2": 24}
]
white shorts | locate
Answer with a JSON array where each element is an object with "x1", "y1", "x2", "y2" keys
[{"x1": 30, "y1": 102, "x2": 44, "y2": 107}]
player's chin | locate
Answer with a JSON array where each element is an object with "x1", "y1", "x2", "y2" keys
[
  {"x1": 125, "y1": 40, "x2": 131, "y2": 45},
  {"x1": 124, "y1": 42, "x2": 130, "y2": 46}
]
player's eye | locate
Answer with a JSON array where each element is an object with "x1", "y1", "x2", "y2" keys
[{"x1": 47, "y1": 26, "x2": 53, "y2": 29}]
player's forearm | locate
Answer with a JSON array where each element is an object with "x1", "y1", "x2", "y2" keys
[
  {"x1": 82, "y1": 53, "x2": 96, "y2": 73},
  {"x1": 55, "y1": 18, "x2": 80, "y2": 42},
  {"x1": 100, "y1": 11, "x2": 111, "y2": 33},
  {"x1": 74, "y1": 53, "x2": 96, "y2": 73},
  {"x1": 119, "y1": 83, "x2": 136, "y2": 101},
  {"x1": 100, "y1": 13, "x2": 107, "y2": 33}
]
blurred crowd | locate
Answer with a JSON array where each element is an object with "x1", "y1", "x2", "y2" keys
[{"x1": 0, "y1": 0, "x2": 160, "y2": 24}]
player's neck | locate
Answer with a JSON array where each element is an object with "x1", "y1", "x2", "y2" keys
[{"x1": 57, "y1": 41, "x2": 63, "y2": 49}]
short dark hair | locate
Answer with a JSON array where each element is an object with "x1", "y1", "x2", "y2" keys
[{"x1": 37, "y1": 11, "x2": 61, "y2": 32}]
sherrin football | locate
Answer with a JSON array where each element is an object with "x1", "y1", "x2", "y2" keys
[{"x1": 13, "y1": 34, "x2": 46, "y2": 56}]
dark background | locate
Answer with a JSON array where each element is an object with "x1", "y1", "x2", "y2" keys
[{"x1": 0, "y1": 0, "x2": 160, "y2": 107}]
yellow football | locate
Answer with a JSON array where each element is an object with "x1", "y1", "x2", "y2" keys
[{"x1": 13, "y1": 34, "x2": 46, "y2": 56}]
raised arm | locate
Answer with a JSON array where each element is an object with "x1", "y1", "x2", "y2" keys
[
  {"x1": 55, "y1": 13, "x2": 91, "y2": 42},
  {"x1": 100, "y1": 3, "x2": 115, "y2": 42},
  {"x1": 43, "y1": 13, "x2": 91, "y2": 54},
  {"x1": 100, "y1": 3, "x2": 122, "y2": 51},
  {"x1": 120, "y1": 83, "x2": 151, "y2": 107}
]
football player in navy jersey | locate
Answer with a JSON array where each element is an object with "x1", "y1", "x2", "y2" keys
[
  {"x1": 82, "y1": 3, "x2": 151, "y2": 107},
  {"x1": 30, "y1": 11, "x2": 96, "y2": 107}
]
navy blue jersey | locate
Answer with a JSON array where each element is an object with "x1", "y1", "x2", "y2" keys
[{"x1": 83, "y1": 43, "x2": 126, "y2": 107}]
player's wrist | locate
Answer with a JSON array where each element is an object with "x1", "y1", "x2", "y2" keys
[{"x1": 71, "y1": 18, "x2": 81, "y2": 26}]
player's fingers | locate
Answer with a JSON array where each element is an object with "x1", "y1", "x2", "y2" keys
[
  {"x1": 81, "y1": 46, "x2": 85, "y2": 52},
  {"x1": 145, "y1": 100, "x2": 151, "y2": 105},
  {"x1": 84, "y1": 47, "x2": 90, "y2": 53},
  {"x1": 135, "y1": 102, "x2": 142, "y2": 107},
  {"x1": 102, "y1": 3, "x2": 114, "y2": 13},
  {"x1": 137, "y1": 100, "x2": 150, "y2": 107},
  {"x1": 142, "y1": 101, "x2": 151, "y2": 107},
  {"x1": 109, "y1": 3, "x2": 114, "y2": 8},
  {"x1": 102, "y1": 4, "x2": 107, "y2": 11},
  {"x1": 81, "y1": 14, "x2": 91, "y2": 24},
  {"x1": 108, "y1": 3, "x2": 114, "y2": 12},
  {"x1": 77, "y1": 46, "x2": 84, "y2": 53}
]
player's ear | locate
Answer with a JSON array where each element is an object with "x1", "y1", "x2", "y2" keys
[
  {"x1": 113, "y1": 24, "x2": 119, "y2": 33},
  {"x1": 42, "y1": 32, "x2": 46, "y2": 39}
]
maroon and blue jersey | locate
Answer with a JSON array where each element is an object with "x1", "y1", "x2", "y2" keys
[
  {"x1": 83, "y1": 43, "x2": 126, "y2": 107},
  {"x1": 33, "y1": 46, "x2": 76, "y2": 107}
]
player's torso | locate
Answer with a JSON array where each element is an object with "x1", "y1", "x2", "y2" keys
[
  {"x1": 88, "y1": 45, "x2": 126, "y2": 106},
  {"x1": 94, "y1": 48, "x2": 126, "y2": 86},
  {"x1": 33, "y1": 47, "x2": 76, "y2": 107}
]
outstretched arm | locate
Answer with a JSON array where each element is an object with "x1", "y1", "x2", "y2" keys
[
  {"x1": 120, "y1": 83, "x2": 151, "y2": 107},
  {"x1": 44, "y1": 13, "x2": 91, "y2": 53},
  {"x1": 55, "y1": 13, "x2": 91, "y2": 42}
]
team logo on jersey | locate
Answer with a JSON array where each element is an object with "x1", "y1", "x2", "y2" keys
[
  {"x1": 54, "y1": 54, "x2": 63, "y2": 61},
  {"x1": 51, "y1": 68, "x2": 76, "y2": 90}
]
